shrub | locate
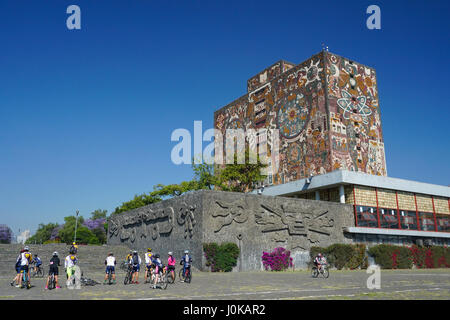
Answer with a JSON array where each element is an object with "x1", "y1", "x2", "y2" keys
[
  {"x1": 203, "y1": 242, "x2": 239, "y2": 272},
  {"x1": 368, "y1": 244, "x2": 412, "y2": 269},
  {"x1": 262, "y1": 247, "x2": 293, "y2": 271},
  {"x1": 310, "y1": 244, "x2": 368, "y2": 270},
  {"x1": 409, "y1": 245, "x2": 450, "y2": 269}
]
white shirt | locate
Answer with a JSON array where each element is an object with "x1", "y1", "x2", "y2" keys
[
  {"x1": 145, "y1": 253, "x2": 152, "y2": 264},
  {"x1": 106, "y1": 256, "x2": 116, "y2": 266},
  {"x1": 20, "y1": 252, "x2": 31, "y2": 266},
  {"x1": 65, "y1": 255, "x2": 76, "y2": 268}
]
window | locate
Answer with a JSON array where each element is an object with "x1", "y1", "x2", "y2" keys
[
  {"x1": 436, "y1": 214, "x2": 450, "y2": 232},
  {"x1": 399, "y1": 210, "x2": 418, "y2": 230},
  {"x1": 355, "y1": 205, "x2": 378, "y2": 228},
  {"x1": 419, "y1": 212, "x2": 436, "y2": 231},
  {"x1": 379, "y1": 208, "x2": 398, "y2": 229}
]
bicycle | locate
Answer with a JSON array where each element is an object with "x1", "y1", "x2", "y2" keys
[
  {"x1": 31, "y1": 265, "x2": 44, "y2": 278},
  {"x1": 152, "y1": 269, "x2": 168, "y2": 290},
  {"x1": 120, "y1": 260, "x2": 129, "y2": 272},
  {"x1": 21, "y1": 269, "x2": 31, "y2": 289},
  {"x1": 106, "y1": 268, "x2": 113, "y2": 285},
  {"x1": 179, "y1": 266, "x2": 192, "y2": 283},
  {"x1": 167, "y1": 266, "x2": 176, "y2": 284},
  {"x1": 124, "y1": 264, "x2": 133, "y2": 285},
  {"x1": 48, "y1": 271, "x2": 57, "y2": 290},
  {"x1": 311, "y1": 264, "x2": 329, "y2": 278}
]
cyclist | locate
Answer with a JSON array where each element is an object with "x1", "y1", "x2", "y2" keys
[
  {"x1": 64, "y1": 251, "x2": 78, "y2": 283},
  {"x1": 17, "y1": 246, "x2": 32, "y2": 288},
  {"x1": 151, "y1": 253, "x2": 163, "y2": 289},
  {"x1": 313, "y1": 253, "x2": 327, "y2": 272},
  {"x1": 180, "y1": 250, "x2": 192, "y2": 282},
  {"x1": 144, "y1": 248, "x2": 153, "y2": 283},
  {"x1": 70, "y1": 242, "x2": 78, "y2": 254},
  {"x1": 31, "y1": 254, "x2": 42, "y2": 275},
  {"x1": 11, "y1": 249, "x2": 24, "y2": 287},
  {"x1": 130, "y1": 250, "x2": 141, "y2": 284},
  {"x1": 167, "y1": 252, "x2": 176, "y2": 282},
  {"x1": 104, "y1": 252, "x2": 116, "y2": 284},
  {"x1": 45, "y1": 251, "x2": 61, "y2": 289}
]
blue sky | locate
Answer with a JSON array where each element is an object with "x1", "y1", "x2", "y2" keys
[{"x1": 0, "y1": 0, "x2": 449, "y2": 235}]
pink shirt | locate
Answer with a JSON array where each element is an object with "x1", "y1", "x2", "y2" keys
[{"x1": 168, "y1": 256, "x2": 176, "y2": 266}]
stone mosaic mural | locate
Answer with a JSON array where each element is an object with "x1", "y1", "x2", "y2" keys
[{"x1": 214, "y1": 51, "x2": 387, "y2": 187}]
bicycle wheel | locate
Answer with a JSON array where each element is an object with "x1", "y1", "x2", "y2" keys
[
  {"x1": 178, "y1": 268, "x2": 185, "y2": 281},
  {"x1": 160, "y1": 274, "x2": 168, "y2": 290},
  {"x1": 322, "y1": 268, "x2": 329, "y2": 278},
  {"x1": 311, "y1": 267, "x2": 319, "y2": 278},
  {"x1": 124, "y1": 272, "x2": 130, "y2": 285},
  {"x1": 38, "y1": 268, "x2": 44, "y2": 278},
  {"x1": 185, "y1": 269, "x2": 191, "y2": 283}
]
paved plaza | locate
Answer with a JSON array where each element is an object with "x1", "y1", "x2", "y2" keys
[{"x1": 1, "y1": 268, "x2": 449, "y2": 300}]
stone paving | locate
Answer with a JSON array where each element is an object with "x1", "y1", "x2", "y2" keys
[{"x1": 1, "y1": 268, "x2": 449, "y2": 300}]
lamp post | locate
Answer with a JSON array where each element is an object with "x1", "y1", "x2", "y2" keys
[{"x1": 74, "y1": 210, "x2": 79, "y2": 244}]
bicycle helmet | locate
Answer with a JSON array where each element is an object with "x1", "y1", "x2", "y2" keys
[
  {"x1": 53, "y1": 251, "x2": 58, "y2": 256},
  {"x1": 133, "y1": 250, "x2": 137, "y2": 254},
  {"x1": 168, "y1": 252, "x2": 173, "y2": 256},
  {"x1": 109, "y1": 252, "x2": 113, "y2": 256},
  {"x1": 184, "y1": 250, "x2": 189, "y2": 254},
  {"x1": 155, "y1": 254, "x2": 160, "y2": 259},
  {"x1": 24, "y1": 246, "x2": 29, "y2": 251},
  {"x1": 147, "y1": 248, "x2": 152, "y2": 252}
]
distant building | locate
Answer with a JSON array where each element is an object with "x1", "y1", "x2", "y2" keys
[{"x1": 16, "y1": 230, "x2": 31, "y2": 244}]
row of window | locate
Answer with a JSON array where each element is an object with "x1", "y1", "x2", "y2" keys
[{"x1": 355, "y1": 205, "x2": 450, "y2": 232}]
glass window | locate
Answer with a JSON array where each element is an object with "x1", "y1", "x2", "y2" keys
[
  {"x1": 379, "y1": 208, "x2": 399, "y2": 229},
  {"x1": 419, "y1": 212, "x2": 436, "y2": 231},
  {"x1": 436, "y1": 214, "x2": 450, "y2": 232},
  {"x1": 399, "y1": 210, "x2": 418, "y2": 230},
  {"x1": 355, "y1": 205, "x2": 378, "y2": 228}
]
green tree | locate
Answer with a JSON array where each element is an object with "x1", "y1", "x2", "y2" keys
[
  {"x1": 26, "y1": 223, "x2": 59, "y2": 244},
  {"x1": 216, "y1": 149, "x2": 267, "y2": 193},
  {"x1": 90, "y1": 209, "x2": 107, "y2": 220},
  {"x1": 112, "y1": 193, "x2": 162, "y2": 215}
]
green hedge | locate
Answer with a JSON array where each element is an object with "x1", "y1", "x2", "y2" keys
[
  {"x1": 203, "y1": 242, "x2": 240, "y2": 272},
  {"x1": 368, "y1": 244, "x2": 412, "y2": 269},
  {"x1": 310, "y1": 244, "x2": 368, "y2": 270},
  {"x1": 368, "y1": 245, "x2": 450, "y2": 269}
]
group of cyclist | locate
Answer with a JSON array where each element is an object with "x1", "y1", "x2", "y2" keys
[
  {"x1": 11, "y1": 243, "x2": 193, "y2": 290},
  {"x1": 10, "y1": 243, "x2": 79, "y2": 290},
  {"x1": 120, "y1": 248, "x2": 192, "y2": 288}
]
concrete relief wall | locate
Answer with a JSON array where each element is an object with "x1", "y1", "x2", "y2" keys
[
  {"x1": 108, "y1": 192, "x2": 204, "y2": 269},
  {"x1": 202, "y1": 191, "x2": 354, "y2": 270}
]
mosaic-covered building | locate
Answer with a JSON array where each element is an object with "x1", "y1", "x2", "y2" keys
[{"x1": 214, "y1": 51, "x2": 387, "y2": 186}]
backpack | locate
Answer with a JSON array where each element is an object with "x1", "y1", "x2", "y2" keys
[{"x1": 132, "y1": 255, "x2": 139, "y2": 265}]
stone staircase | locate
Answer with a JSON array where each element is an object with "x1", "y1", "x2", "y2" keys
[{"x1": 0, "y1": 244, "x2": 133, "y2": 276}]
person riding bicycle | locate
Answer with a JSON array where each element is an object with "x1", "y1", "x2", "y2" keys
[
  {"x1": 70, "y1": 242, "x2": 78, "y2": 254},
  {"x1": 180, "y1": 250, "x2": 192, "y2": 282},
  {"x1": 31, "y1": 254, "x2": 42, "y2": 274},
  {"x1": 45, "y1": 251, "x2": 61, "y2": 289},
  {"x1": 313, "y1": 253, "x2": 327, "y2": 271},
  {"x1": 130, "y1": 250, "x2": 141, "y2": 284},
  {"x1": 151, "y1": 253, "x2": 164, "y2": 289},
  {"x1": 144, "y1": 248, "x2": 153, "y2": 283},
  {"x1": 104, "y1": 252, "x2": 117, "y2": 284},
  {"x1": 167, "y1": 252, "x2": 176, "y2": 281},
  {"x1": 64, "y1": 252, "x2": 78, "y2": 281},
  {"x1": 17, "y1": 246, "x2": 33, "y2": 288}
]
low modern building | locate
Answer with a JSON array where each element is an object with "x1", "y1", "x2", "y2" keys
[{"x1": 253, "y1": 170, "x2": 450, "y2": 246}]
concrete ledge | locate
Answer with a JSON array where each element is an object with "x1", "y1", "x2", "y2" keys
[{"x1": 344, "y1": 227, "x2": 450, "y2": 238}]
